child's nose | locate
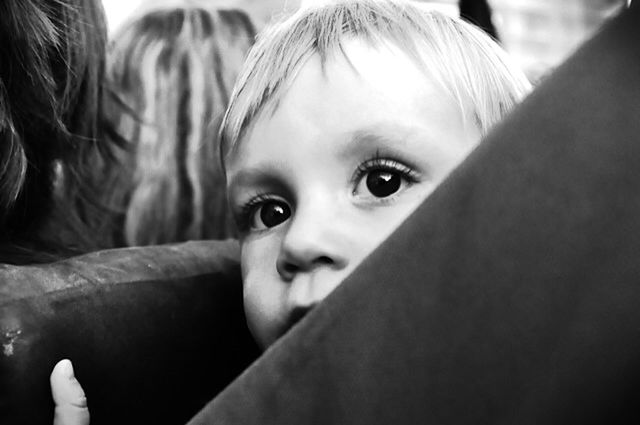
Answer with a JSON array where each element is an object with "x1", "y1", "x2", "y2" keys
[
  {"x1": 276, "y1": 253, "x2": 336, "y2": 280},
  {"x1": 275, "y1": 209, "x2": 349, "y2": 282}
]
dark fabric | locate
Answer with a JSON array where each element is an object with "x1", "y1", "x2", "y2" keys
[
  {"x1": 188, "y1": 6, "x2": 640, "y2": 425},
  {"x1": 0, "y1": 240, "x2": 260, "y2": 425},
  {"x1": 459, "y1": 0, "x2": 499, "y2": 40}
]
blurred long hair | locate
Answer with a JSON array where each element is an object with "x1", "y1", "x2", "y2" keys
[
  {"x1": 0, "y1": 0, "x2": 116, "y2": 262},
  {"x1": 106, "y1": 4, "x2": 256, "y2": 246}
]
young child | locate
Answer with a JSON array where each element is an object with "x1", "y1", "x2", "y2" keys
[
  {"x1": 50, "y1": 0, "x2": 530, "y2": 422},
  {"x1": 222, "y1": 0, "x2": 531, "y2": 348}
]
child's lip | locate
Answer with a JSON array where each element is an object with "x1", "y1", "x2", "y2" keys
[{"x1": 281, "y1": 305, "x2": 314, "y2": 335}]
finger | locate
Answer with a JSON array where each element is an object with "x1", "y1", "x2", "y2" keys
[{"x1": 50, "y1": 359, "x2": 90, "y2": 425}]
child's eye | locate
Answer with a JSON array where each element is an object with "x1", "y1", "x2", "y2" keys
[
  {"x1": 239, "y1": 196, "x2": 292, "y2": 231},
  {"x1": 353, "y1": 157, "x2": 419, "y2": 201},
  {"x1": 255, "y1": 200, "x2": 291, "y2": 229},
  {"x1": 363, "y1": 170, "x2": 402, "y2": 197}
]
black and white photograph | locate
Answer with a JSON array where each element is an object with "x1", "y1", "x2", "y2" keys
[{"x1": 1, "y1": 0, "x2": 637, "y2": 423}]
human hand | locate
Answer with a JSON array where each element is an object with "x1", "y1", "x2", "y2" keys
[{"x1": 50, "y1": 359, "x2": 90, "y2": 425}]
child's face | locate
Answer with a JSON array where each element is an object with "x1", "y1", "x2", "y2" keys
[{"x1": 226, "y1": 40, "x2": 480, "y2": 348}]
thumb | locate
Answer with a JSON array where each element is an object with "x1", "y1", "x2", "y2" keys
[{"x1": 50, "y1": 359, "x2": 90, "y2": 425}]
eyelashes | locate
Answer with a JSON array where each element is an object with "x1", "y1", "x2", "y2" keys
[
  {"x1": 351, "y1": 155, "x2": 420, "y2": 196},
  {"x1": 235, "y1": 194, "x2": 288, "y2": 233},
  {"x1": 234, "y1": 153, "x2": 421, "y2": 233}
]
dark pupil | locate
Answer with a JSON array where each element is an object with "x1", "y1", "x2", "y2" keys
[
  {"x1": 366, "y1": 171, "x2": 401, "y2": 198},
  {"x1": 260, "y1": 202, "x2": 290, "y2": 228}
]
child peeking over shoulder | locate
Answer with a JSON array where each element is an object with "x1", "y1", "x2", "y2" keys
[
  {"x1": 222, "y1": 0, "x2": 530, "y2": 348},
  {"x1": 50, "y1": 1, "x2": 530, "y2": 423}
]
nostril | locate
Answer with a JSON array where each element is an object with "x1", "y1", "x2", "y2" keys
[
  {"x1": 316, "y1": 255, "x2": 334, "y2": 265},
  {"x1": 276, "y1": 251, "x2": 340, "y2": 279},
  {"x1": 276, "y1": 254, "x2": 301, "y2": 279},
  {"x1": 281, "y1": 261, "x2": 299, "y2": 275}
]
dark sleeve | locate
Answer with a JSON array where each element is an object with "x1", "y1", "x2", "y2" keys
[
  {"x1": 188, "y1": 5, "x2": 640, "y2": 425},
  {"x1": 0, "y1": 240, "x2": 260, "y2": 425}
]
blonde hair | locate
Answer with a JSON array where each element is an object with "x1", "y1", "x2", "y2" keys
[
  {"x1": 107, "y1": 5, "x2": 255, "y2": 245},
  {"x1": 221, "y1": 0, "x2": 530, "y2": 160}
]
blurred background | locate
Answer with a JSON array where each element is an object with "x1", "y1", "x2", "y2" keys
[
  {"x1": 102, "y1": 0, "x2": 628, "y2": 82},
  {"x1": 489, "y1": 0, "x2": 626, "y2": 81}
]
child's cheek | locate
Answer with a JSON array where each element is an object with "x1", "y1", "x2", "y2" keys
[{"x1": 241, "y1": 239, "x2": 289, "y2": 348}]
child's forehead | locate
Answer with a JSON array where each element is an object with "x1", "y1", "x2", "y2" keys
[
  {"x1": 295, "y1": 40, "x2": 441, "y2": 108},
  {"x1": 221, "y1": 9, "x2": 478, "y2": 162},
  {"x1": 258, "y1": 37, "x2": 443, "y2": 122},
  {"x1": 333, "y1": 37, "x2": 427, "y2": 75},
  {"x1": 228, "y1": 43, "x2": 471, "y2": 162}
]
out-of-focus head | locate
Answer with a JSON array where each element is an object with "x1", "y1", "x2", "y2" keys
[
  {"x1": 108, "y1": 3, "x2": 256, "y2": 245},
  {"x1": 0, "y1": 0, "x2": 108, "y2": 257},
  {"x1": 222, "y1": 0, "x2": 531, "y2": 348}
]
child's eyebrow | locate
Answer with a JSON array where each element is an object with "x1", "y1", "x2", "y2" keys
[
  {"x1": 342, "y1": 124, "x2": 430, "y2": 157},
  {"x1": 227, "y1": 165, "x2": 288, "y2": 200}
]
